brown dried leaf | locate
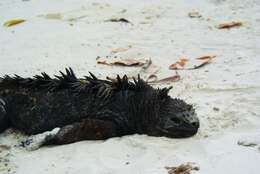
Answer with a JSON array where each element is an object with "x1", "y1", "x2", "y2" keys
[
  {"x1": 110, "y1": 45, "x2": 132, "y2": 54},
  {"x1": 188, "y1": 11, "x2": 202, "y2": 18},
  {"x1": 96, "y1": 56, "x2": 146, "y2": 66},
  {"x1": 195, "y1": 55, "x2": 216, "y2": 60},
  {"x1": 169, "y1": 55, "x2": 215, "y2": 70},
  {"x1": 165, "y1": 162, "x2": 199, "y2": 174},
  {"x1": 147, "y1": 74, "x2": 180, "y2": 83},
  {"x1": 169, "y1": 63, "x2": 178, "y2": 70},
  {"x1": 178, "y1": 58, "x2": 189, "y2": 66},
  {"x1": 169, "y1": 57, "x2": 189, "y2": 70},
  {"x1": 191, "y1": 60, "x2": 211, "y2": 69},
  {"x1": 112, "y1": 58, "x2": 143, "y2": 66},
  {"x1": 158, "y1": 75, "x2": 181, "y2": 83},
  {"x1": 96, "y1": 57, "x2": 107, "y2": 64},
  {"x1": 146, "y1": 74, "x2": 158, "y2": 83},
  {"x1": 217, "y1": 21, "x2": 243, "y2": 29}
]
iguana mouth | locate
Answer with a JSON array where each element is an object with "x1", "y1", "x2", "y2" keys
[{"x1": 156, "y1": 124, "x2": 199, "y2": 138}]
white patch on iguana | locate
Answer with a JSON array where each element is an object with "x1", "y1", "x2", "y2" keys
[{"x1": 22, "y1": 128, "x2": 60, "y2": 151}]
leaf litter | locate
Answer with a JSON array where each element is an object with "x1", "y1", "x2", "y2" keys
[
  {"x1": 188, "y1": 11, "x2": 202, "y2": 18},
  {"x1": 3, "y1": 19, "x2": 26, "y2": 27},
  {"x1": 165, "y1": 162, "x2": 200, "y2": 174},
  {"x1": 217, "y1": 21, "x2": 243, "y2": 29},
  {"x1": 96, "y1": 56, "x2": 147, "y2": 66},
  {"x1": 146, "y1": 74, "x2": 181, "y2": 84},
  {"x1": 169, "y1": 55, "x2": 216, "y2": 70}
]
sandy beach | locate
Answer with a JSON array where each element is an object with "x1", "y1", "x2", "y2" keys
[{"x1": 0, "y1": 0, "x2": 260, "y2": 173}]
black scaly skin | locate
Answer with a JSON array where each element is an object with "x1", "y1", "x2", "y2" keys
[{"x1": 0, "y1": 68, "x2": 199, "y2": 145}]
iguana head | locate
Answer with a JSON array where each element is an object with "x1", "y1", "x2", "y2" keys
[
  {"x1": 142, "y1": 87, "x2": 199, "y2": 138},
  {"x1": 100, "y1": 75, "x2": 200, "y2": 139},
  {"x1": 154, "y1": 98, "x2": 199, "y2": 138}
]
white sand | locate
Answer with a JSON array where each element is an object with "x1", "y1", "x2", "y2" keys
[{"x1": 0, "y1": 0, "x2": 260, "y2": 173}]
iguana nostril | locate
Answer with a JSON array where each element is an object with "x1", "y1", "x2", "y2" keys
[{"x1": 191, "y1": 121, "x2": 199, "y2": 128}]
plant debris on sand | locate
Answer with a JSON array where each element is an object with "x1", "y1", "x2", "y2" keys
[
  {"x1": 169, "y1": 55, "x2": 216, "y2": 70},
  {"x1": 165, "y1": 162, "x2": 200, "y2": 174},
  {"x1": 217, "y1": 21, "x2": 243, "y2": 29}
]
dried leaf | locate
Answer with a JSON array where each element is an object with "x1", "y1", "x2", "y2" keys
[
  {"x1": 178, "y1": 58, "x2": 189, "y2": 66},
  {"x1": 140, "y1": 59, "x2": 161, "y2": 75},
  {"x1": 196, "y1": 55, "x2": 216, "y2": 60},
  {"x1": 96, "y1": 57, "x2": 107, "y2": 64},
  {"x1": 146, "y1": 74, "x2": 158, "y2": 83},
  {"x1": 169, "y1": 57, "x2": 189, "y2": 70},
  {"x1": 3, "y1": 18, "x2": 26, "y2": 27},
  {"x1": 192, "y1": 61, "x2": 210, "y2": 69},
  {"x1": 158, "y1": 75, "x2": 181, "y2": 83},
  {"x1": 169, "y1": 63, "x2": 178, "y2": 70},
  {"x1": 111, "y1": 45, "x2": 132, "y2": 54},
  {"x1": 217, "y1": 21, "x2": 243, "y2": 29},
  {"x1": 147, "y1": 74, "x2": 181, "y2": 83},
  {"x1": 96, "y1": 56, "x2": 146, "y2": 66},
  {"x1": 112, "y1": 58, "x2": 143, "y2": 66},
  {"x1": 165, "y1": 162, "x2": 199, "y2": 174},
  {"x1": 188, "y1": 11, "x2": 202, "y2": 18},
  {"x1": 169, "y1": 55, "x2": 215, "y2": 70}
]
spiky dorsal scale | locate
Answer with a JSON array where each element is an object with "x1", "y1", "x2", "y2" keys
[
  {"x1": 158, "y1": 86, "x2": 172, "y2": 100},
  {"x1": 0, "y1": 68, "x2": 74, "y2": 91},
  {"x1": 88, "y1": 72, "x2": 98, "y2": 80},
  {"x1": 0, "y1": 74, "x2": 34, "y2": 89},
  {"x1": 1, "y1": 68, "x2": 168, "y2": 102}
]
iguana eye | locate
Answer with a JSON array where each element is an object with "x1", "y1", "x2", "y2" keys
[{"x1": 170, "y1": 117, "x2": 181, "y2": 124}]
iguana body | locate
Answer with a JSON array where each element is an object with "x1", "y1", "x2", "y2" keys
[{"x1": 0, "y1": 68, "x2": 199, "y2": 147}]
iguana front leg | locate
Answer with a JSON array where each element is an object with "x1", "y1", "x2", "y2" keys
[
  {"x1": 51, "y1": 118, "x2": 117, "y2": 145},
  {"x1": 22, "y1": 118, "x2": 117, "y2": 150}
]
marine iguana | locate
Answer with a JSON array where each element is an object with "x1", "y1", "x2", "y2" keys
[{"x1": 0, "y1": 68, "x2": 199, "y2": 149}]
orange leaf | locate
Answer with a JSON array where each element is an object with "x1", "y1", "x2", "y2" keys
[
  {"x1": 169, "y1": 57, "x2": 189, "y2": 70},
  {"x1": 169, "y1": 63, "x2": 178, "y2": 70},
  {"x1": 169, "y1": 55, "x2": 216, "y2": 70},
  {"x1": 177, "y1": 58, "x2": 189, "y2": 66}
]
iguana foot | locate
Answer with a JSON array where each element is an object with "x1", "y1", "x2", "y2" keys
[{"x1": 21, "y1": 127, "x2": 60, "y2": 151}]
